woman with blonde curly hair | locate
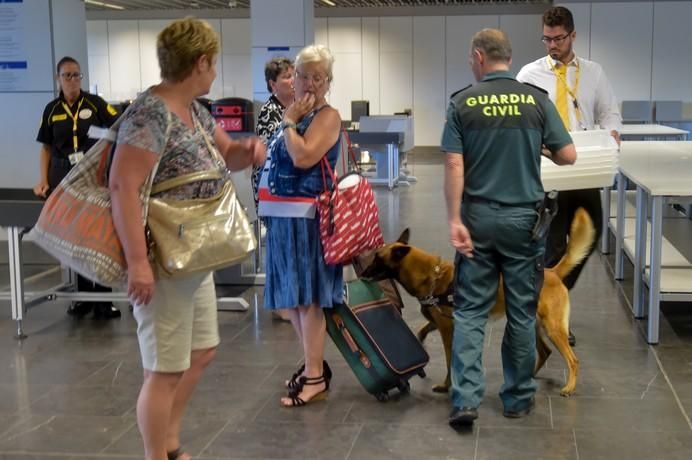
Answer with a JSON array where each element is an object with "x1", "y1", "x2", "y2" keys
[{"x1": 109, "y1": 18, "x2": 265, "y2": 460}]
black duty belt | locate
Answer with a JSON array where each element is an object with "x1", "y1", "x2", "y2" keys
[{"x1": 463, "y1": 195, "x2": 540, "y2": 209}]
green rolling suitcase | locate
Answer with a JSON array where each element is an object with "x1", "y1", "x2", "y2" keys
[{"x1": 326, "y1": 279, "x2": 429, "y2": 401}]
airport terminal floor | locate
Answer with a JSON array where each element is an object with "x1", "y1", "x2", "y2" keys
[{"x1": 1, "y1": 151, "x2": 691, "y2": 459}]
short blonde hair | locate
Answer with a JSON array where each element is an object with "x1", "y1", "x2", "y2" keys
[
  {"x1": 157, "y1": 17, "x2": 219, "y2": 82},
  {"x1": 295, "y1": 44, "x2": 334, "y2": 82}
]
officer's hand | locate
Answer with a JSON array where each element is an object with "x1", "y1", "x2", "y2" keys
[
  {"x1": 449, "y1": 220, "x2": 474, "y2": 258},
  {"x1": 127, "y1": 260, "x2": 155, "y2": 307},
  {"x1": 610, "y1": 130, "x2": 621, "y2": 147},
  {"x1": 33, "y1": 181, "x2": 49, "y2": 198}
]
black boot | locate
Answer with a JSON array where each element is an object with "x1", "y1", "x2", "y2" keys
[
  {"x1": 449, "y1": 406, "x2": 478, "y2": 427},
  {"x1": 93, "y1": 303, "x2": 122, "y2": 319},
  {"x1": 67, "y1": 302, "x2": 93, "y2": 318}
]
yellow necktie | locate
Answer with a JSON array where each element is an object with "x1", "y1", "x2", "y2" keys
[{"x1": 555, "y1": 64, "x2": 570, "y2": 129}]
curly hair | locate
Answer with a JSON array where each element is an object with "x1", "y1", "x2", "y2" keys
[
  {"x1": 264, "y1": 57, "x2": 294, "y2": 92},
  {"x1": 295, "y1": 44, "x2": 335, "y2": 82},
  {"x1": 543, "y1": 6, "x2": 575, "y2": 33}
]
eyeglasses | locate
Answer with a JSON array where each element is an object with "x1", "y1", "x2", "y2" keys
[
  {"x1": 296, "y1": 71, "x2": 328, "y2": 86},
  {"x1": 541, "y1": 34, "x2": 570, "y2": 45},
  {"x1": 60, "y1": 72, "x2": 83, "y2": 81}
]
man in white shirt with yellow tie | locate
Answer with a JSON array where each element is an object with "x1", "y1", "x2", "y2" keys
[{"x1": 516, "y1": 6, "x2": 622, "y2": 346}]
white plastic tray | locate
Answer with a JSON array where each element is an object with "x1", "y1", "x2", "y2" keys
[{"x1": 541, "y1": 129, "x2": 618, "y2": 191}]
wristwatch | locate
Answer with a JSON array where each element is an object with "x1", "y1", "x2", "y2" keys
[{"x1": 282, "y1": 120, "x2": 297, "y2": 131}]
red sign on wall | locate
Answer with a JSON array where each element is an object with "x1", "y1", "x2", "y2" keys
[{"x1": 217, "y1": 117, "x2": 243, "y2": 132}]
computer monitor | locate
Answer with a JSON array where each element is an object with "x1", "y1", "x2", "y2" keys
[{"x1": 351, "y1": 100, "x2": 370, "y2": 122}]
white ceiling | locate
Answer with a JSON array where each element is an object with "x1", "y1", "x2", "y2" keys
[{"x1": 84, "y1": 0, "x2": 552, "y2": 11}]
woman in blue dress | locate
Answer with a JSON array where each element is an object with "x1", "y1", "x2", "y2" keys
[{"x1": 262, "y1": 45, "x2": 342, "y2": 407}]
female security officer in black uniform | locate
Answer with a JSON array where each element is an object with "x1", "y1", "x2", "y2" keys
[{"x1": 34, "y1": 56, "x2": 121, "y2": 319}]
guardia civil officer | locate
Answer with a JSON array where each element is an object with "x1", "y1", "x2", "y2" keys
[
  {"x1": 35, "y1": 56, "x2": 121, "y2": 319},
  {"x1": 442, "y1": 29, "x2": 576, "y2": 427}
]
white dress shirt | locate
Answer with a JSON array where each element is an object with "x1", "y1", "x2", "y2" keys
[{"x1": 516, "y1": 55, "x2": 622, "y2": 133}]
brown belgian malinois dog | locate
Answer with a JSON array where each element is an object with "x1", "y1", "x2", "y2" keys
[{"x1": 360, "y1": 208, "x2": 595, "y2": 396}]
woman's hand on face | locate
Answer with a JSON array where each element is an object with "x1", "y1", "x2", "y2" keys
[
  {"x1": 284, "y1": 93, "x2": 316, "y2": 123},
  {"x1": 127, "y1": 260, "x2": 155, "y2": 307}
]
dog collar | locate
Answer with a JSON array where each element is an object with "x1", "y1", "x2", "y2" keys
[
  {"x1": 419, "y1": 295, "x2": 439, "y2": 306},
  {"x1": 418, "y1": 258, "x2": 448, "y2": 306}
]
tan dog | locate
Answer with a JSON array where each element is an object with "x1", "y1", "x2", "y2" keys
[{"x1": 360, "y1": 208, "x2": 595, "y2": 396}]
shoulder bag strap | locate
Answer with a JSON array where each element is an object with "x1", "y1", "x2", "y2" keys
[
  {"x1": 148, "y1": 109, "x2": 225, "y2": 196},
  {"x1": 340, "y1": 129, "x2": 360, "y2": 173},
  {"x1": 150, "y1": 169, "x2": 224, "y2": 195},
  {"x1": 193, "y1": 109, "x2": 230, "y2": 170},
  {"x1": 320, "y1": 155, "x2": 338, "y2": 193},
  {"x1": 140, "y1": 108, "x2": 172, "y2": 222}
]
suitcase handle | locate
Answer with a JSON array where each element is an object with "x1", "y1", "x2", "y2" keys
[
  {"x1": 332, "y1": 313, "x2": 372, "y2": 368},
  {"x1": 333, "y1": 314, "x2": 358, "y2": 352}
]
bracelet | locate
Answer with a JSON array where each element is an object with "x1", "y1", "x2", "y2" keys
[{"x1": 282, "y1": 119, "x2": 297, "y2": 130}]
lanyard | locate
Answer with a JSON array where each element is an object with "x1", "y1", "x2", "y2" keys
[
  {"x1": 548, "y1": 56, "x2": 585, "y2": 130},
  {"x1": 61, "y1": 97, "x2": 84, "y2": 152}
]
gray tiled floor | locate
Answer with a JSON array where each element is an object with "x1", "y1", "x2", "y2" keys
[{"x1": 1, "y1": 152, "x2": 691, "y2": 459}]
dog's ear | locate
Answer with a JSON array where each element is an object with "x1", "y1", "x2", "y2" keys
[
  {"x1": 397, "y1": 228, "x2": 410, "y2": 244},
  {"x1": 390, "y1": 245, "x2": 411, "y2": 263}
]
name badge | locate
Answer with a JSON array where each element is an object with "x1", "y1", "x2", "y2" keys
[{"x1": 68, "y1": 151, "x2": 85, "y2": 165}]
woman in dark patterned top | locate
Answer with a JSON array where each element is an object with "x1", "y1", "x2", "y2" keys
[{"x1": 252, "y1": 57, "x2": 294, "y2": 208}]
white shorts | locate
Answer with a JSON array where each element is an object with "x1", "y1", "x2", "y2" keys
[{"x1": 133, "y1": 271, "x2": 220, "y2": 372}]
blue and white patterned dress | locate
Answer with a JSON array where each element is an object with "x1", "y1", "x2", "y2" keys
[{"x1": 263, "y1": 109, "x2": 343, "y2": 310}]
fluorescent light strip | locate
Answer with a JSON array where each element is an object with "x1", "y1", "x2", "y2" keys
[
  {"x1": 84, "y1": 0, "x2": 125, "y2": 10},
  {"x1": 321, "y1": 0, "x2": 336, "y2": 6}
]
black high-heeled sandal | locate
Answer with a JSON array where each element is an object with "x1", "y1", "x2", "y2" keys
[
  {"x1": 282, "y1": 374, "x2": 329, "y2": 408},
  {"x1": 167, "y1": 447, "x2": 186, "y2": 460},
  {"x1": 286, "y1": 360, "x2": 332, "y2": 391},
  {"x1": 324, "y1": 360, "x2": 332, "y2": 386},
  {"x1": 286, "y1": 363, "x2": 305, "y2": 391}
]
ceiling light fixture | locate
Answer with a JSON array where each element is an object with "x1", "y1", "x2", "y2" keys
[
  {"x1": 321, "y1": 0, "x2": 337, "y2": 6},
  {"x1": 84, "y1": 0, "x2": 125, "y2": 10}
]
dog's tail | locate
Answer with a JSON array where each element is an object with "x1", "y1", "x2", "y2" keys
[{"x1": 553, "y1": 207, "x2": 596, "y2": 281}]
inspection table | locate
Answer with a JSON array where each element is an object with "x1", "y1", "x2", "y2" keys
[
  {"x1": 614, "y1": 142, "x2": 692, "y2": 343},
  {"x1": 0, "y1": 188, "x2": 249, "y2": 339},
  {"x1": 619, "y1": 124, "x2": 689, "y2": 141}
]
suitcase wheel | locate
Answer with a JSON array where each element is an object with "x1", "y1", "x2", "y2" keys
[
  {"x1": 397, "y1": 380, "x2": 411, "y2": 394},
  {"x1": 375, "y1": 391, "x2": 389, "y2": 402},
  {"x1": 417, "y1": 369, "x2": 426, "y2": 379}
]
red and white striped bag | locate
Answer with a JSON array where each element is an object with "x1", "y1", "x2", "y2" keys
[{"x1": 317, "y1": 133, "x2": 384, "y2": 265}]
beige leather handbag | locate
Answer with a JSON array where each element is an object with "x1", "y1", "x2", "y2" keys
[{"x1": 146, "y1": 115, "x2": 256, "y2": 277}]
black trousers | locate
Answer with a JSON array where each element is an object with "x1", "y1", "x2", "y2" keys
[
  {"x1": 545, "y1": 188, "x2": 602, "y2": 290},
  {"x1": 49, "y1": 160, "x2": 113, "y2": 300}
]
